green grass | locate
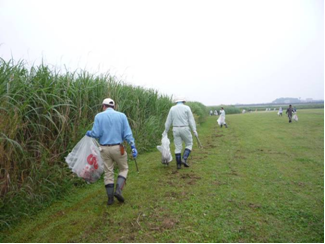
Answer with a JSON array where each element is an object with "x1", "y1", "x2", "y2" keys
[
  {"x1": 207, "y1": 105, "x2": 241, "y2": 114},
  {"x1": 235, "y1": 103, "x2": 324, "y2": 112},
  {"x1": 1, "y1": 109, "x2": 323, "y2": 242},
  {"x1": 0, "y1": 59, "x2": 174, "y2": 228}
]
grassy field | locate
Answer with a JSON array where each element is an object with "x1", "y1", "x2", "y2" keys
[
  {"x1": 0, "y1": 59, "x2": 176, "y2": 227},
  {"x1": 235, "y1": 103, "x2": 324, "y2": 112},
  {"x1": 1, "y1": 109, "x2": 323, "y2": 243}
]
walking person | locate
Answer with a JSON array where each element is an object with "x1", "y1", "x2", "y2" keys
[
  {"x1": 163, "y1": 98, "x2": 198, "y2": 170},
  {"x1": 86, "y1": 98, "x2": 138, "y2": 205},
  {"x1": 217, "y1": 107, "x2": 228, "y2": 128},
  {"x1": 286, "y1": 104, "x2": 294, "y2": 123},
  {"x1": 278, "y1": 107, "x2": 283, "y2": 116}
]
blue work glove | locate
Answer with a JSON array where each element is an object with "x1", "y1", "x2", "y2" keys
[
  {"x1": 86, "y1": 130, "x2": 92, "y2": 137},
  {"x1": 131, "y1": 145, "x2": 138, "y2": 158}
]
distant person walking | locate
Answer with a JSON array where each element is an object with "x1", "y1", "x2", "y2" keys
[
  {"x1": 217, "y1": 107, "x2": 228, "y2": 128},
  {"x1": 286, "y1": 105, "x2": 294, "y2": 123},
  {"x1": 278, "y1": 107, "x2": 283, "y2": 116},
  {"x1": 163, "y1": 98, "x2": 198, "y2": 170}
]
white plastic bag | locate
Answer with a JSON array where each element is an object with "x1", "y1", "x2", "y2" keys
[
  {"x1": 217, "y1": 116, "x2": 225, "y2": 126},
  {"x1": 65, "y1": 136, "x2": 104, "y2": 183},
  {"x1": 293, "y1": 114, "x2": 298, "y2": 121},
  {"x1": 157, "y1": 135, "x2": 173, "y2": 164}
]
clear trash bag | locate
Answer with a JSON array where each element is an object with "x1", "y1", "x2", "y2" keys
[
  {"x1": 65, "y1": 136, "x2": 104, "y2": 183},
  {"x1": 217, "y1": 116, "x2": 225, "y2": 126},
  {"x1": 157, "y1": 135, "x2": 173, "y2": 164},
  {"x1": 293, "y1": 114, "x2": 298, "y2": 121},
  {"x1": 217, "y1": 117, "x2": 222, "y2": 126}
]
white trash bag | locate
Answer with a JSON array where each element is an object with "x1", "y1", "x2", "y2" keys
[
  {"x1": 65, "y1": 136, "x2": 104, "y2": 183},
  {"x1": 157, "y1": 135, "x2": 173, "y2": 165},
  {"x1": 293, "y1": 113, "x2": 298, "y2": 121},
  {"x1": 217, "y1": 117, "x2": 225, "y2": 126}
]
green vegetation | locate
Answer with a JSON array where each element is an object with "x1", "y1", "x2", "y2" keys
[
  {"x1": 187, "y1": 101, "x2": 209, "y2": 124},
  {"x1": 208, "y1": 103, "x2": 324, "y2": 114},
  {"x1": 2, "y1": 109, "x2": 323, "y2": 242},
  {"x1": 0, "y1": 59, "x2": 182, "y2": 228},
  {"x1": 236, "y1": 103, "x2": 324, "y2": 112},
  {"x1": 208, "y1": 105, "x2": 241, "y2": 114}
]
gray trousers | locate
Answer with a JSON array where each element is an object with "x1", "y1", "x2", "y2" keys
[{"x1": 173, "y1": 127, "x2": 193, "y2": 154}]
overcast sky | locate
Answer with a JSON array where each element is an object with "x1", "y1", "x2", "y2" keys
[{"x1": 0, "y1": 0, "x2": 323, "y2": 105}]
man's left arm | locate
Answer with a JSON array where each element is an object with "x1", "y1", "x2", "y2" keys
[
  {"x1": 122, "y1": 115, "x2": 137, "y2": 158},
  {"x1": 188, "y1": 108, "x2": 198, "y2": 137}
]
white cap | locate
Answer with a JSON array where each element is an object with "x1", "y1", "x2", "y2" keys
[
  {"x1": 173, "y1": 97, "x2": 186, "y2": 103},
  {"x1": 102, "y1": 98, "x2": 115, "y2": 107}
]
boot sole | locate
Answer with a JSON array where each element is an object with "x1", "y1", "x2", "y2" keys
[
  {"x1": 181, "y1": 160, "x2": 190, "y2": 167},
  {"x1": 107, "y1": 201, "x2": 114, "y2": 205},
  {"x1": 114, "y1": 193, "x2": 125, "y2": 203}
]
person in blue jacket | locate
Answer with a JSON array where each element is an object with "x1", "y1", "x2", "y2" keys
[{"x1": 86, "y1": 98, "x2": 137, "y2": 205}]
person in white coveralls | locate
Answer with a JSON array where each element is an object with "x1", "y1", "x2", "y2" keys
[
  {"x1": 217, "y1": 107, "x2": 228, "y2": 128},
  {"x1": 163, "y1": 98, "x2": 198, "y2": 170}
]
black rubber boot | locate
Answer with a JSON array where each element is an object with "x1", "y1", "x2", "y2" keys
[
  {"x1": 182, "y1": 149, "x2": 191, "y2": 167},
  {"x1": 105, "y1": 184, "x2": 114, "y2": 205},
  {"x1": 224, "y1": 123, "x2": 228, "y2": 128},
  {"x1": 175, "y1": 153, "x2": 182, "y2": 169},
  {"x1": 114, "y1": 176, "x2": 126, "y2": 203}
]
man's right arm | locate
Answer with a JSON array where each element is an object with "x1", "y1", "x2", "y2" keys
[{"x1": 86, "y1": 115, "x2": 102, "y2": 138}]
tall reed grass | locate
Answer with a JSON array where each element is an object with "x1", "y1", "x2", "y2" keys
[
  {"x1": 187, "y1": 101, "x2": 208, "y2": 124},
  {"x1": 0, "y1": 58, "x2": 179, "y2": 229}
]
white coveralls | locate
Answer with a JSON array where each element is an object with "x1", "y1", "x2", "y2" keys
[
  {"x1": 164, "y1": 103, "x2": 197, "y2": 154},
  {"x1": 217, "y1": 109, "x2": 226, "y2": 126}
]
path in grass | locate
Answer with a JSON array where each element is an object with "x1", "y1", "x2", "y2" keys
[{"x1": 2, "y1": 109, "x2": 324, "y2": 242}]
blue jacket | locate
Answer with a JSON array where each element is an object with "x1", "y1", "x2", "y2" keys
[{"x1": 88, "y1": 108, "x2": 135, "y2": 146}]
